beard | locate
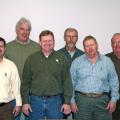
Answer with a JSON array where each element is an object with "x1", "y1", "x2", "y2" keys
[{"x1": 67, "y1": 43, "x2": 75, "y2": 48}]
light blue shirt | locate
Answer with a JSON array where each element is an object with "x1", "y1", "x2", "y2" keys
[{"x1": 70, "y1": 54, "x2": 119, "y2": 103}]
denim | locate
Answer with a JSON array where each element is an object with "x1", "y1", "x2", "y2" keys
[
  {"x1": 12, "y1": 100, "x2": 29, "y2": 120},
  {"x1": 29, "y1": 95, "x2": 63, "y2": 120}
]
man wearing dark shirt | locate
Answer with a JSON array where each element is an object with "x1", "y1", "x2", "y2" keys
[{"x1": 106, "y1": 33, "x2": 120, "y2": 120}]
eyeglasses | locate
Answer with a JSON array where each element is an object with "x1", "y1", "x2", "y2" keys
[
  {"x1": 112, "y1": 41, "x2": 120, "y2": 46},
  {"x1": 65, "y1": 35, "x2": 78, "y2": 38}
]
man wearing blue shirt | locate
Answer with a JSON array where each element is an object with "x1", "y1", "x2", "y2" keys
[{"x1": 70, "y1": 35, "x2": 119, "y2": 120}]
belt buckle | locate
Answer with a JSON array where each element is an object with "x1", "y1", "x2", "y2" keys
[{"x1": 89, "y1": 93, "x2": 102, "y2": 98}]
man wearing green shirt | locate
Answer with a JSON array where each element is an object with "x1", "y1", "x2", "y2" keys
[
  {"x1": 5, "y1": 17, "x2": 40, "y2": 120},
  {"x1": 21, "y1": 30, "x2": 73, "y2": 120}
]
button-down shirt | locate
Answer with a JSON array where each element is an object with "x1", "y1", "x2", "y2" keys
[
  {"x1": 70, "y1": 54, "x2": 119, "y2": 103},
  {"x1": 0, "y1": 58, "x2": 22, "y2": 106}
]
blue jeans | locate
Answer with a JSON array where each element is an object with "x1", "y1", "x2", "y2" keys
[
  {"x1": 12, "y1": 100, "x2": 29, "y2": 120},
  {"x1": 29, "y1": 95, "x2": 63, "y2": 120}
]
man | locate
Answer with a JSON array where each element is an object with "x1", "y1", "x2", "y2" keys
[
  {"x1": 0, "y1": 37, "x2": 22, "y2": 120},
  {"x1": 58, "y1": 28, "x2": 84, "y2": 66},
  {"x1": 106, "y1": 33, "x2": 120, "y2": 120},
  {"x1": 58, "y1": 28, "x2": 84, "y2": 118},
  {"x1": 21, "y1": 30, "x2": 73, "y2": 120},
  {"x1": 5, "y1": 17, "x2": 40, "y2": 120},
  {"x1": 70, "y1": 35, "x2": 119, "y2": 120}
]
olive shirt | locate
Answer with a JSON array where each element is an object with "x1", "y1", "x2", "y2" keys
[
  {"x1": 106, "y1": 52, "x2": 120, "y2": 92},
  {"x1": 5, "y1": 39, "x2": 40, "y2": 79},
  {"x1": 21, "y1": 50, "x2": 73, "y2": 105},
  {"x1": 106, "y1": 52, "x2": 120, "y2": 120}
]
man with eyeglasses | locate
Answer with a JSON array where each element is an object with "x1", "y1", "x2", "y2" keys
[
  {"x1": 58, "y1": 28, "x2": 84, "y2": 67},
  {"x1": 106, "y1": 33, "x2": 120, "y2": 120},
  {"x1": 58, "y1": 28, "x2": 84, "y2": 119}
]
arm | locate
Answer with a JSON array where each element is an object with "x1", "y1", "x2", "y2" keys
[
  {"x1": 11, "y1": 62, "x2": 22, "y2": 115},
  {"x1": 21, "y1": 57, "x2": 32, "y2": 104},
  {"x1": 70, "y1": 60, "x2": 78, "y2": 112},
  {"x1": 107, "y1": 58, "x2": 119, "y2": 113}
]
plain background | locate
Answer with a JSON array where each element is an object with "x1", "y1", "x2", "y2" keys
[{"x1": 1, "y1": 0, "x2": 120, "y2": 54}]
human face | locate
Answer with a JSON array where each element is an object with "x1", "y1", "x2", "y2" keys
[
  {"x1": 16, "y1": 22, "x2": 30, "y2": 43},
  {"x1": 0, "y1": 41, "x2": 5, "y2": 58},
  {"x1": 111, "y1": 34, "x2": 120, "y2": 56},
  {"x1": 40, "y1": 34, "x2": 54, "y2": 54},
  {"x1": 64, "y1": 31, "x2": 78, "y2": 48},
  {"x1": 84, "y1": 39, "x2": 98, "y2": 58}
]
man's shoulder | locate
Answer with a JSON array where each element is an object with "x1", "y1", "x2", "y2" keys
[
  {"x1": 6, "y1": 40, "x2": 16, "y2": 47},
  {"x1": 29, "y1": 40, "x2": 38, "y2": 45},
  {"x1": 76, "y1": 48, "x2": 84, "y2": 53},
  {"x1": 28, "y1": 50, "x2": 40, "y2": 58},
  {"x1": 57, "y1": 47, "x2": 66, "y2": 52},
  {"x1": 3, "y1": 57, "x2": 16, "y2": 66},
  {"x1": 105, "y1": 52, "x2": 113, "y2": 57}
]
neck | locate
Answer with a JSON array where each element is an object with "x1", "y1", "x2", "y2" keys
[
  {"x1": 115, "y1": 52, "x2": 120, "y2": 59},
  {"x1": 17, "y1": 38, "x2": 29, "y2": 44},
  {"x1": 0, "y1": 56, "x2": 3, "y2": 62},
  {"x1": 42, "y1": 50, "x2": 53, "y2": 57},
  {"x1": 88, "y1": 53, "x2": 99, "y2": 64}
]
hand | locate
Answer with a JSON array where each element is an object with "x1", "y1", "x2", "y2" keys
[
  {"x1": 70, "y1": 103, "x2": 78, "y2": 113},
  {"x1": 61, "y1": 104, "x2": 71, "y2": 115},
  {"x1": 13, "y1": 106, "x2": 21, "y2": 117},
  {"x1": 22, "y1": 104, "x2": 32, "y2": 116},
  {"x1": 107, "y1": 101, "x2": 116, "y2": 113}
]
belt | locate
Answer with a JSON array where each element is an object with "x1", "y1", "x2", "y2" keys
[
  {"x1": 75, "y1": 91, "x2": 109, "y2": 98},
  {"x1": 0, "y1": 102, "x2": 7, "y2": 107},
  {"x1": 31, "y1": 94, "x2": 62, "y2": 99}
]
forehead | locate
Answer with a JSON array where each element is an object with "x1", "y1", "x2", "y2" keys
[
  {"x1": 112, "y1": 35, "x2": 120, "y2": 41},
  {"x1": 84, "y1": 39, "x2": 96, "y2": 44},
  {"x1": 66, "y1": 30, "x2": 77, "y2": 35},
  {"x1": 18, "y1": 22, "x2": 29, "y2": 28},
  {"x1": 41, "y1": 34, "x2": 54, "y2": 40},
  {"x1": 0, "y1": 41, "x2": 4, "y2": 46}
]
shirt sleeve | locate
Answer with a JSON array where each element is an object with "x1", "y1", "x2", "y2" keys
[
  {"x1": 11, "y1": 62, "x2": 22, "y2": 106},
  {"x1": 70, "y1": 59, "x2": 78, "y2": 104},
  {"x1": 107, "y1": 58, "x2": 119, "y2": 102}
]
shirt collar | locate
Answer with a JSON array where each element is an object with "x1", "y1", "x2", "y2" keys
[{"x1": 15, "y1": 38, "x2": 30, "y2": 45}]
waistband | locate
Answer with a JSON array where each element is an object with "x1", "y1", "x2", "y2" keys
[
  {"x1": 30, "y1": 94, "x2": 62, "y2": 99},
  {"x1": 0, "y1": 101, "x2": 11, "y2": 107},
  {"x1": 75, "y1": 91, "x2": 109, "y2": 98}
]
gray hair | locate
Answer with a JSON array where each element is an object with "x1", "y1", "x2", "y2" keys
[
  {"x1": 64, "y1": 28, "x2": 78, "y2": 37},
  {"x1": 15, "y1": 17, "x2": 32, "y2": 31}
]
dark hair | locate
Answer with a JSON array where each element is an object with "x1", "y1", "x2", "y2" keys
[
  {"x1": 39, "y1": 30, "x2": 54, "y2": 41},
  {"x1": 83, "y1": 35, "x2": 97, "y2": 47},
  {"x1": 0, "y1": 37, "x2": 6, "y2": 47}
]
